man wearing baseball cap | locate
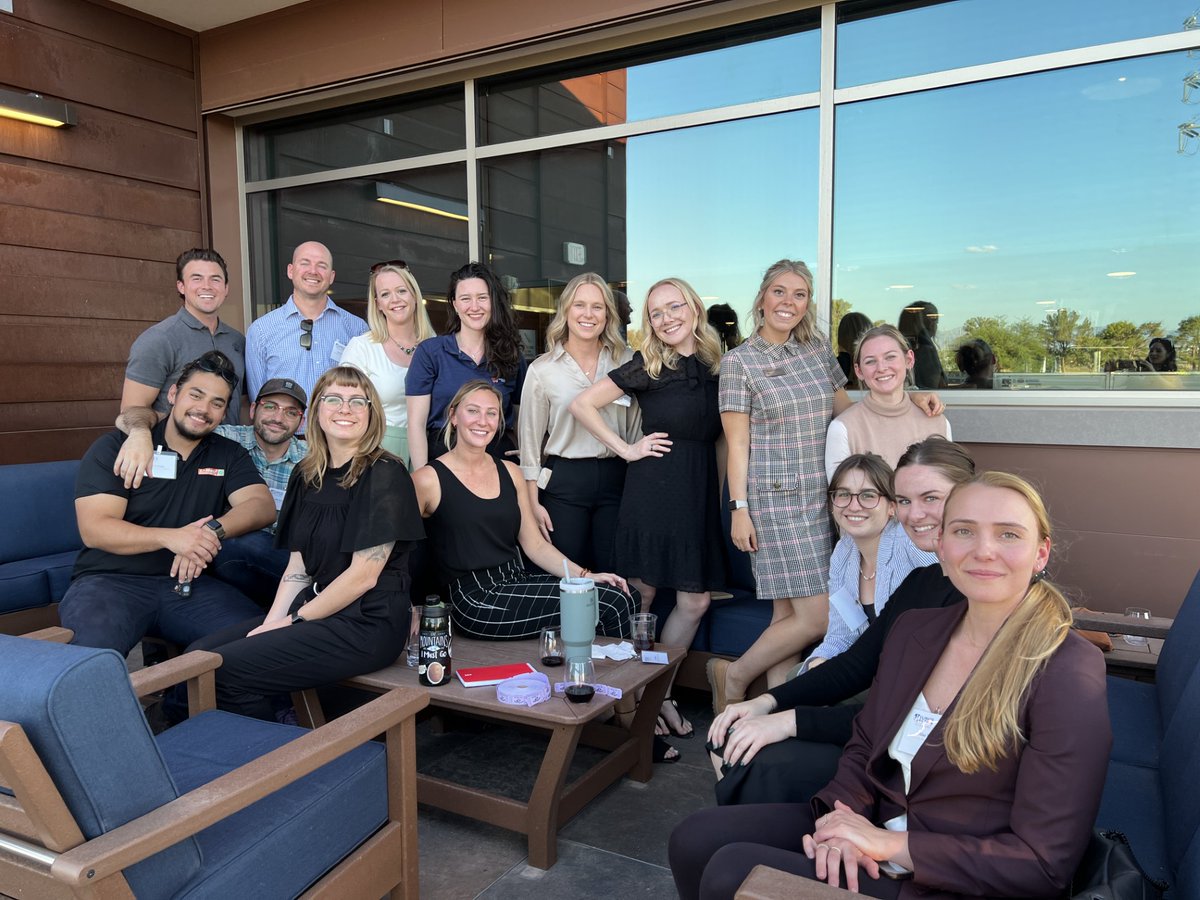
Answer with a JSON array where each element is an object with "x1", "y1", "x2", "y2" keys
[{"x1": 115, "y1": 377, "x2": 309, "y2": 604}]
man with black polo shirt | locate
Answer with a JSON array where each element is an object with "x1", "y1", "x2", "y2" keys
[{"x1": 60, "y1": 351, "x2": 277, "y2": 655}]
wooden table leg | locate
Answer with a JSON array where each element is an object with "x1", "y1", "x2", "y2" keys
[
  {"x1": 525, "y1": 723, "x2": 583, "y2": 868},
  {"x1": 627, "y1": 663, "x2": 675, "y2": 782}
]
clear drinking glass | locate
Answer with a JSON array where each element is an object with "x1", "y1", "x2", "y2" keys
[
  {"x1": 565, "y1": 657, "x2": 596, "y2": 703},
  {"x1": 540, "y1": 627, "x2": 564, "y2": 666},
  {"x1": 631, "y1": 612, "x2": 657, "y2": 652}
]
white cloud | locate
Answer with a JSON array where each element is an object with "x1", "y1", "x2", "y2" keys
[{"x1": 965, "y1": 245, "x2": 999, "y2": 253}]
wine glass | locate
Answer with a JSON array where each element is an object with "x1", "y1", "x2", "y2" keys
[
  {"x1": 540, "y1": 627, "x2": 564, "y2": 666},
  {"x1": 565, "y1": 657, "x2": 595, "y2": 703}
]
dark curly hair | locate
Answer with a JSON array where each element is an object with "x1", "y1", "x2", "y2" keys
[{"x1": 445, "y1": 262, "x2": 523, "y2": 381}]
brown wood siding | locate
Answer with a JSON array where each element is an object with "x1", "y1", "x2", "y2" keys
[
  {"x1": 0, "y1": 0, "x2": 203, "y2": 465},
  {"x1": 965, "y1": 443, "x2": 1200, "y2": 617}
]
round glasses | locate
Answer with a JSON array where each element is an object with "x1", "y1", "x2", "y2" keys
[
  {"x1": 828, "y1": 488, "x2": 884, "y2": 509},
  {"x1": 318, "y1": 394, "x2": 370, "y2": 411}
]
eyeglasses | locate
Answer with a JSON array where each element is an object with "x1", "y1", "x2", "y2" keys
[
  {"x1": 258, "y1": 400, "x2": 303, "y2": 420},
  {"x1": 370, "y1": 259, "x2": 408, "y2": 274},
  {"x1": 318, "y1": 394, "x2": 371, "y2": 411},
  {"x1": 300, "y1": 318, "x2": 314, "y2": 351},
  {"x1": 648, "y1": 301, "x2": 689, "y2": 325},
  {"x1": 829, "y1": 488, "x2": 884, "y2": 509}
]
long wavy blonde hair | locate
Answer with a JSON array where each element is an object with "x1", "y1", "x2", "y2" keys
[
  {"x1": 940, "y1": 471, "x2": 1071, "y2": 774},
  {"x1": 544, "y1": 272, "x2": 625, "y2": 357},
  {"x1": 752, "y1": 259, "x2": 821, "y2": 343},
  {"x1": 365, "y1": 264, "x2": 435, "y2": 346},
  {"x1": 298, "y1": 366, "x2": 387, "y2": 490},
  {"x1": 639, "y1": 277, "x2": 722, "y2": 379}
]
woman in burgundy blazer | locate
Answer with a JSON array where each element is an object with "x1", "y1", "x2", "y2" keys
[{"x1": 670, "y1": 473, "x2": 1112, "y2": 899}]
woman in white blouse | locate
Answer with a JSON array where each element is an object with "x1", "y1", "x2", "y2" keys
[
  {"x1": 340, "y1": 261, "x2": 435, "y2": 466},
  {"x1": 518, "y1": 273, "x2": 640, "y2": 575}
]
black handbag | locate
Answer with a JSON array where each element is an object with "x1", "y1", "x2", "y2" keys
[{"x1": 1070, "y1": 829, "x2": 1168, "y2": 900}]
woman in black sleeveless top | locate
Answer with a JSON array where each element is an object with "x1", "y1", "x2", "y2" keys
[{"x1": 412, "y1": 380, "x2": 636, "y2": 640}]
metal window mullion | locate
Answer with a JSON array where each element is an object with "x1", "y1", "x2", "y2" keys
[
  {"x1": 244, "y1": 148, "x2": 473, "y2": 193},
  {"x1": 465, "y1": 79, "x2": 481, "y2": 261},
  {"x1": 816, "y1": 2, "x2": 837, "y2": 335},
  {"x1": 833, "y1": 29, "x2": 1200, "y2": 106}
]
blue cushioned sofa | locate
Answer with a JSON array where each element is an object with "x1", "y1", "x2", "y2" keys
[
  {"x1": 0, "y1": 633, "x2": 427, "y2": 899},
  {"x1": 0, "y1": 460, "x2": 82, "y2": 634}
]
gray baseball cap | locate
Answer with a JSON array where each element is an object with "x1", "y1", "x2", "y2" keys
[{"x1": 256, "y1": 378, "x2": 308, "y2": 409}]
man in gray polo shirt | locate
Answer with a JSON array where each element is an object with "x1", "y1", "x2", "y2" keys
[{"x1": 122, "y1": 248, "x2": 246, "y2": 424}]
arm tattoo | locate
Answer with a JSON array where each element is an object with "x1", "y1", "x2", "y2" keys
[
  {"x1": 356, "y1": 542, "x2": 394, "y2": 563},
  {"x1": 283, "y1": 573, "x2": 314, "y2": 584}
]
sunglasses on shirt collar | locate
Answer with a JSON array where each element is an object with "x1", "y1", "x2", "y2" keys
[{"x1": 300, "y1": 318, "x2": 313, "y2": 351}]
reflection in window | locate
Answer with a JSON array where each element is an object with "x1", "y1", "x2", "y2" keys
[
  {"x1": 244, "y1": 90, "x2": 465, "y2": 182},
  {"x1": 480, "y1": 112, "x2": 820, "y2": 348},
  {"x1": 837, "y1": 0, "x2": 1193, "y2": 88},
  {"x1": 478, "y1": 11, "x2": 819, "y2": 145},
  {"x1": 831, "y1": 53, "x2": 1200, "y2": 388},
  {"x1": 246, "y1": 166, "x2": 468, "y2": 323}
]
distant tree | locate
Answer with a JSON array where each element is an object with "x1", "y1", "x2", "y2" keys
[
  {"x1": 1177, "y1": 314, "x2": 1200, "y2": 371},
  {"x1": 1137, "y1": 321, "x2": 1165, "y2": 344},
  {"x1": 1096, "y1": 320, "x2": 1143, "y2": 368},
  {"x1": 958, "y1": 315, "x2": 1045, "y2": 373},
  {"x1": 1040, "y1": 309, "x2": 1092, "y2": 371}
]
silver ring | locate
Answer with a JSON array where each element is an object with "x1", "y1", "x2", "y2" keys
[
  {"x1": 817, "y1": 843, "x2": 829, "y2": 850},
  {"x1": 828, "y1": 846, "x2": 841, "y2": 854}
]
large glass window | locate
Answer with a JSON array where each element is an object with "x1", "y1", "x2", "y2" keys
[
  {"x1": 478, "y1": 11, "x2": 819, "y2": 144},
  {"x1": 837, "y1": 0, "x2": 1195, "y2": 88},
  {"x1": 479, "y1": 112, "x2": 819, "y2": 344},
  {"x1": 832, "y1": 52, "x2": 1200, "y2": 388},
  {"x1": 244, "y1": 90, "x2": 465, "y2": 182},
  {"x1": 246, "y1": 165, "x2": 468, "y2": 322}
]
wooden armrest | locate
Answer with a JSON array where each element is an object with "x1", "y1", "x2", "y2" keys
[
  {"x1": 128, "y1": 650, "x2": 222, "y2": 699},
  {"x1": 51, "y1": 686, "x2": 429, "y2": 887},
  {"x1": 1072, "y1": 610, "x2": 1172, "y2": 640},
  {"x1": 19, "y1": 627, "x2": 74, "y2": 643},
  {"x1": 736, "y1": 865, "x2": 852, "y2": 898}
]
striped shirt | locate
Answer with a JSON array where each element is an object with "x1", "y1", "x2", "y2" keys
[{"x1": 245, "y1": 296, "x2": 368, "y2": 402}]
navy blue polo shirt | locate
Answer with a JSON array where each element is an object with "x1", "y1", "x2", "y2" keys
[
  {"x1": 405, "y1": 334, "x2": 527, "y2": 430},
  {"x1": 72, "y1": 420, "x2": 265, "y2": 579}
]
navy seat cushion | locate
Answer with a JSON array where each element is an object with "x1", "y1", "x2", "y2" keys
[
  {"x1": 1154, "y1": 569, "x2": 1200, "y2": 729},
  {"x1": 0, "y1": 460, "x2": 82, "y2": 565},
  {"x1": 1157, "y1": 673, "x2": 1200, "y2": 873},
  {"x1": 1096, "y1": 760, "x2": 1168, "y2": 886},
  {"x1": 0, "y1": 636, "x2": 199, "y2": 898},
  {"x1": 45, "y1": 549, "x2": 80, "y2": 602},
  {"x1": 0, "y1": 562, "x2": 50, "y2": 614},
  {"x1": 158, "y1": 710, "x2": 388, "y2": 900},
  {"x1": 706, "y1": 591, "x2": 772, "y2": 657},
  {"x1": 1105, "y1": 676, "x2": 1160, "y2": 768}
]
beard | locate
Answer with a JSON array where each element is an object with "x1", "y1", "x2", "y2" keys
[
  {"x1": 172, "y1": 408, "x2": 216, "y2": 440},
  {"x1": 253, "y1": 419, "x2": 293, "y2": 446}
]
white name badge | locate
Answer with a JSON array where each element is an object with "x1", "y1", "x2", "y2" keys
[
  {"x1": 640, "y1": 650, "x2": 669, "y2": 665},
  {"x1": 151, "y1": 446, "x2": 179, "y2": 480},
  {"x1": 331, "y1": 340, "x2": 346, "y2": 363}
]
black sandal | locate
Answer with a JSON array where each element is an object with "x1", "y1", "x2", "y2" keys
[
  {"x1": 658, "y1": 698, "x2": 694, "y2": 739},
  {"x1": 653, "y1": 735, "x2": 680, "y2": 764}
]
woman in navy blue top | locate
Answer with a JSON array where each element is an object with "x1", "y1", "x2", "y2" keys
[{"x1": 406, "y1": 262, "x2": 526, "y2": 468}]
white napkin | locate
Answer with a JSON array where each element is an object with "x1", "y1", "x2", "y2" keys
[{"x1": 592, "y1": 641, "x2": 636, "y2": 660}]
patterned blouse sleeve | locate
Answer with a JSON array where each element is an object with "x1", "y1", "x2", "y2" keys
[
  {"x1": 718, "y1": 347, "x2": 752, "y2": 414},
  {"x1": 609, "y1": 352, "x2": 650, "y2": 395}
]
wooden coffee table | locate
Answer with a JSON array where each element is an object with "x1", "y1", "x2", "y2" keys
[{"x1": 335, "y1": 636, "x2": 684, "y2": 868}]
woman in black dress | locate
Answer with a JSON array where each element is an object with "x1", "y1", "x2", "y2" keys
[
  {"x1": 706, "y1": 437, "x2": 975, "y2": 805},
  {"x1": 190, "y1": 365, "x2": 424, "y2": 721},
  {"x1": 412, "y1": 380, "x2": 634, "y2": 641},
  {"x1": 570, "y1": 277, "x2": 727, "y2": 739}
]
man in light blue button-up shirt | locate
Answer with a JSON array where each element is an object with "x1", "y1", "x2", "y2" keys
[{"x1": 245, "y1": 240, "x2": 368, "y2": 405}]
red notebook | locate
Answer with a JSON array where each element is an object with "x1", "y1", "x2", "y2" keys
[{"x1": 455, "y1": 662, "x2": 537, "y2": 687}]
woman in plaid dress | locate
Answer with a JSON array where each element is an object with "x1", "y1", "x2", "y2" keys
[{"x1": 711, "y1": 261, "x2": 939, "y2": 710}]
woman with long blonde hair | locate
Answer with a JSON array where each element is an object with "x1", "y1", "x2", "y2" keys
[
  {"x1": 340, "y1": 261, "x2": 435, "y2": 465},
  {"x1": 186, "y1": 366, "x2": 425, "y2": 721},
  {"x1": 517, "y1": 273, "x2": 640, "y2": 575},
  {"x1": 571, "y1": 277, "x2": 726, "y2": 743},
  {"x1": 671, "y1": 472, "x2": 1111, "y2": 899},
  {"x1": 714, "y1": 262, "x2": 942, "y2": 712}
]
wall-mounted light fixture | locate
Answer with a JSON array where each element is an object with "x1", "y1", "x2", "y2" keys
[
  {"x1": 0, "y1": 89, "x2": 76, "y2": 127},
  {"x1": 375, "y1": 183, "x2": 468, "y2": 221}
]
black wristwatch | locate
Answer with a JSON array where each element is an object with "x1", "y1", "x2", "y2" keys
[{"x1": 205, "y1": 519, "x2": 227, "y2": 541}]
